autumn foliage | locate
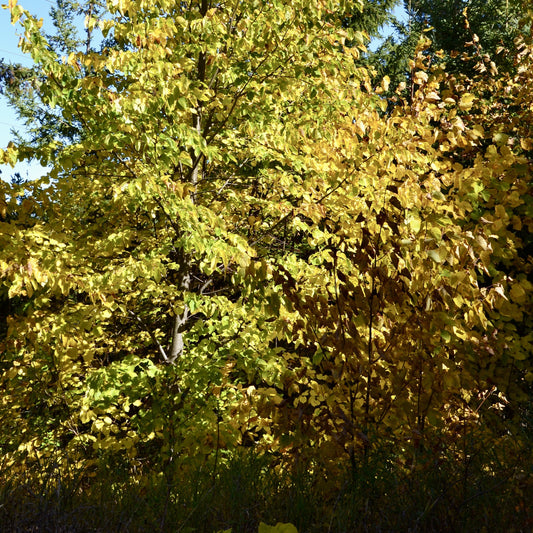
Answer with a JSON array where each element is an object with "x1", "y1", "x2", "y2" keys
[{"x1": 0, "y1": 0, "x2": 531, "y2": 529}]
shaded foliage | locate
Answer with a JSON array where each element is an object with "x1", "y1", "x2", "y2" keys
[{"x1": 0, "y1": 1, "x2": 531, "y2": 529}]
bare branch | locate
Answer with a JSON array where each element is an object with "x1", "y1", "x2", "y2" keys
[{"x1": 127, "y1": 308, "x2": 169, "y2": 363}]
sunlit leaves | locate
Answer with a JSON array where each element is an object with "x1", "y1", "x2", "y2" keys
[{"x1": 0, "y1": 0, "x2": 531, "y2": 483}]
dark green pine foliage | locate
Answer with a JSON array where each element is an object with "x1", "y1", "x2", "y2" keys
[
  {"x1": 47, "y1": 0, "x2": 86, "y2": 54},
  {"x1": 344, "y1": 0, "x2": 401, "y2": 37},
  {"x1": 408, "y1": 0, "x2": 529, "y2": 75},
  {"x1": 341, "y1": 1, "x2": 413, "y2": 93},
  {"x1": 0, "y1": 60, "x2": 35, "y2": 99},
  {"x1": 361, "y1": 0, "x2": 530, "y2": 96},
  {"x1": 0, "y1": 0, "x2": 106, "y2": 155},
  {"x1": 344, "y1": 0, "x2": 417, "y2": 97},
  {"x1": 363, "y1": 12, "x2": 420, "y2": 90}
]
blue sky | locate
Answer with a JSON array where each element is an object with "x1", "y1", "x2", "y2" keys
[{"x1": 0, "y1": 1, "x2": 406, "y2": 183}]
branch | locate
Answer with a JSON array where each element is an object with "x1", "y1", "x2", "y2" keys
[{"x1": 127, "y1": 308, "x2": 169, "y2": 363}]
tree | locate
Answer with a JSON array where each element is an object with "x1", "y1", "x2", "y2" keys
[
  {"x1": 0, "y1": 0, "x2": 367, "y2": 474},
  {"x1": 408, "y1": 0, "x2": 527, "y2": 74},
  {"x1": 344, "y1": 0, "x2": 400, "y2": 37},
  {"x1": 365, "y1": 0, "x2": 530, "y2": 96},
  {"x1": 0, "y1": 0, "x2": 531, "y2": 495},
  {"x1": 0, "y1": 0, "x2": 107, "y2": 155}
]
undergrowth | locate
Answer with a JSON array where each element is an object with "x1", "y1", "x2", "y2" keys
[{"x1": 1, "y1": 436, "x2": 531, "y2": 533}]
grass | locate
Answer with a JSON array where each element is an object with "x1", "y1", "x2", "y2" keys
[{"x1": 0, "y1": 437, "x2": 531, "y2": 533}]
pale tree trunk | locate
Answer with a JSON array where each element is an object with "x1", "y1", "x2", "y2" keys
[{"x1": 168, "y1": 2, "x2": 209, "y2": 362}]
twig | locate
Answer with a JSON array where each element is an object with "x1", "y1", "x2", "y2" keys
[{"x1": 127, "y1": 308, "x2": 169, "y2": 363}]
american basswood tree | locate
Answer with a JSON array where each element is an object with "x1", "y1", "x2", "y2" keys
[{"x1": 0, "y1": 0, "x2": 531, "y2": 484}]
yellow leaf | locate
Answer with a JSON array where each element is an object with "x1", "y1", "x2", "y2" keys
[
  {"x1": 520, "y1": 138, "x2": 533, "y2": 151},
  {"x1": 425, "y1": 91, "x2": 440, "y2": 102},
  {"x1": 458, "y1": 93, "x2": 475, "y2": 111},
  {"x1": 427, "y1": 249, "x2": 444, "y2": 263},
  {"x1": 493, "y1": 132, "x2": 509, "y2": 146},
  {"x1": 258, "y1": 523, "x2": 298, "y2": 533},
  {"x1": 443, "y1": 372, "x2": 461, "y2": 390},
  {"x1": 408, "y1": 215, "x2": 421, "y2": 234},
  {"x1": 510, "y1": 283, "x2": 526, "y2": 304},
  {"x1": 413, "y1": 71, "x2": 428, "y2": 85}
]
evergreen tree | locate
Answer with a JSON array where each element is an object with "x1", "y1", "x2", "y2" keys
[
  {"x1": 363, "y1": 12, "x2": 419, "y2": 90},
  {"x1": 408, "y1": 0, "x2": 528, "y2": 76},
  {"x1": 47, "y1": 0, "x2": 85, "y2": 54},
  {"x1": 360, "y1": 0, "x2": 530, "y2": 97},
  {"x1": 0, "y1": 0, "x2": 106, "y2": 154},
  {"x1": 344, "y1": 0, "x2": 400, "y2": 37}
]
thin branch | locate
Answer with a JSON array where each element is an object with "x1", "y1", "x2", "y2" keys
[{"x1": 127, "y1": 308, "x2": 169, "y2": 362}]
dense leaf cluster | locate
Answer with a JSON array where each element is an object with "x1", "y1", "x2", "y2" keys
[{"x1": 0, "y1": 1, "x2": 531, "y2": 525}]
